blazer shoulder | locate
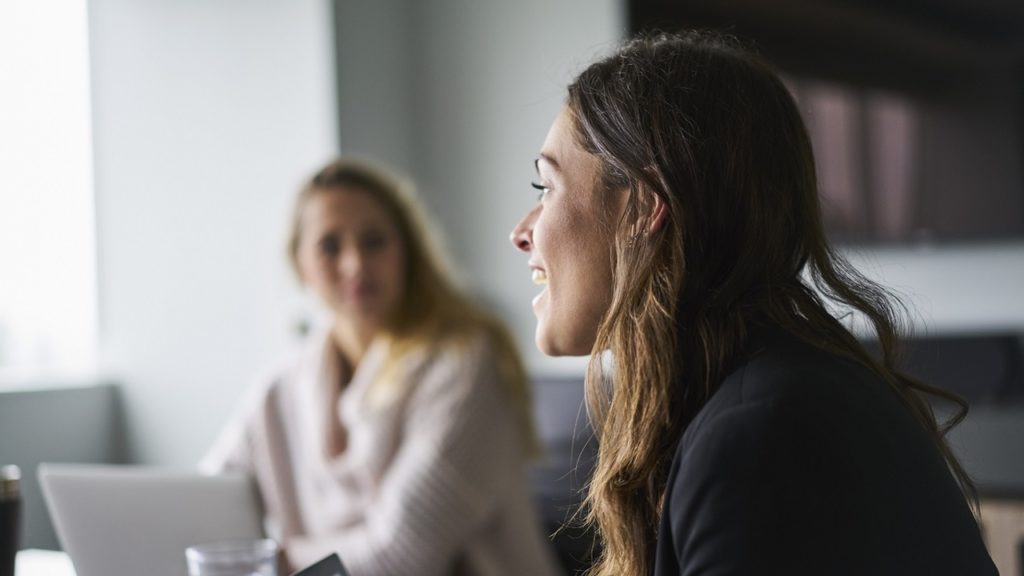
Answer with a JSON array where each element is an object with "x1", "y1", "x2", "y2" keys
[{"x1": 678, "y1": 330, "x2": 893, "y2": 464}]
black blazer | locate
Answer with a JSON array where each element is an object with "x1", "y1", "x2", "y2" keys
[{"x1": 653, "y1": 327, "x2": 997, "y2": 576}]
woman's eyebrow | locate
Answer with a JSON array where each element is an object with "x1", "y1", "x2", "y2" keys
[{"x1": 536, "y1": 153, "x2": 560, "y2": 172}]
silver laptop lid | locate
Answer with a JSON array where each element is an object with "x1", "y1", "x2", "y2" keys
[{"x1": 39, "y1": 463, "x2": 265, "y2": 576}]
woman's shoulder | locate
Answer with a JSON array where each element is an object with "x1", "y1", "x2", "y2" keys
[
  {"x1": 662, "y1": 328, "x2": 994, "y2": 576},
  {"x1": 679, "y1": 327, "x2": 914, "y2": 462},
  {"x1": 401, "y1": 329, "x2": 501, "y2": 388},
  {"x1": 674, "y1": 326, "x2": 958, "y2": 502},
  {"x1": 704, "y1": 328, "x2": 886, "y2": 414},
  {"x1": 236, "y1": 330, "x2": 332, "y2": 404}
]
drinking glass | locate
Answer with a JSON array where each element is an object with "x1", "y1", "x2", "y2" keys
[{"x1": 185, "y1": 538, "x2": 279, "y2": 576}]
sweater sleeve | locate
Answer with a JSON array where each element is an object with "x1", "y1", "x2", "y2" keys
[
  {"x1": 199, "y1": 369, "x2": 281, "y2": 475},
  {"x1": 285, "y1": 340, "x2": 522, "y2": 576}
]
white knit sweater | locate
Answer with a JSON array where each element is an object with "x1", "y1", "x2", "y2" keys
[{"x1": 201, "y1": 329, "x2": 561, "y2": 576}]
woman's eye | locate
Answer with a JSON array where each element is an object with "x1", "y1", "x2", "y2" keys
[
  {"x1": 530, "y1": 181, "x2": 550, "y2": 202},
  {"x1": 361, "y1": 232, "x2": 388, "y2": 251},
  {"x1": 318, "y1": 236, "x2": 340, "y2": 257}
]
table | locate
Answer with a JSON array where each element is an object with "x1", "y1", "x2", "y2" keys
[{"x1": 15, "y1": 549, "x2": 76, "y2": 576}]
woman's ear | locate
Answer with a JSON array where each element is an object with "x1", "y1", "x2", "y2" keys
[
  {"x1": 624, "y1": 188, "x2": 669, "y2": 240},
  {"x1": 646, "y1": 192, "x2": 668, "y2": 235}
]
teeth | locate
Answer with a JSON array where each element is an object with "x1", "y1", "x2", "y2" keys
[{"x1": 531, "y1": 269, "x2": 548, "y2": 285}]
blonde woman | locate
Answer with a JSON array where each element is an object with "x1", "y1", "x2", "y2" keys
[{"x1": 204, "y1": 158, "x2": 560, "y2": 576}]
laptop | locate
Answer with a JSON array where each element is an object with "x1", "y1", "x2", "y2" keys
[{"x1": 39, "y1": 463, "x2": 266, "y2": 576}]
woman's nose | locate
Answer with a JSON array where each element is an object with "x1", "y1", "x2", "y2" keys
[
  {"x1": 510, "y1": 206, "x2": 538, "y2": 253},
  {"x1": 339, "y1": 246, "x2": 364, "y2": 277}
]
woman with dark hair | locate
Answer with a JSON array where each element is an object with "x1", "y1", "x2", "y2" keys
[{"x1": 510, "y1": 31, "x2": 996, "y2": 576}]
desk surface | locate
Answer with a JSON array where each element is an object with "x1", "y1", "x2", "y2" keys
[{"x1": 17, "y1": 549, "x2": 76, "y2": 576}]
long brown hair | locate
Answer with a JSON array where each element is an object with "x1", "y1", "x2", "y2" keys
[
  {"x1": 289, "y1": 157, "x2": 539, "y2": 454},
  {"x1": 567, "y1": 31, "x2": 975, "y2": 576}
]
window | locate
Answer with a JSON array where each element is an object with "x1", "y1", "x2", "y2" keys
[{"x1": 0, "y1": 0, "x2": 97, "y2": 380}]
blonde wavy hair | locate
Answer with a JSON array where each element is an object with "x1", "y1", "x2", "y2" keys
[{"x1": 288, "y1": 157, "x2": 539, "y2": 454}]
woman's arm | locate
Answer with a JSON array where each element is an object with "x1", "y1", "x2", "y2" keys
[{"x1": 199, "y1": 369, "x2": 284, "y2": 475}]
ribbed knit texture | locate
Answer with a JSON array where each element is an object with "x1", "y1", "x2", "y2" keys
[{"x1": 202, "y1": 329, "x2": 560, "y2": 576}]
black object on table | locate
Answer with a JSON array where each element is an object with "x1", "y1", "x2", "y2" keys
[{"x1": 0, "y1": 465, "x2": 21, "y2": 576}]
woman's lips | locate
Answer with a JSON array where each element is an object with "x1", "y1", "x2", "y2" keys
[
  {"x1": 530, "y1": 267, "x2": 548, "y2": 310},
  {"x1": 344, "y1": 283, "x2": 378, "y2": 300}
]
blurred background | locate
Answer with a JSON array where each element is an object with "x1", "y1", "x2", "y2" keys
[{"x1": 1, "y1": 0, "x2": 1022, "y2": 565}]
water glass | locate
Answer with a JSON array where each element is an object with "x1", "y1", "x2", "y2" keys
[{"x1": 186, "y1": 538, "x2": 279, "y2": 576}]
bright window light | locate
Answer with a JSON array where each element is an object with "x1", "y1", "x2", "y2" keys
[{"x1": 0, "y1": 0, "x2": 97, "y2": 381}]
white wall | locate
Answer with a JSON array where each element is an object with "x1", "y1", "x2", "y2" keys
[
  {"x1": 335, "y1": 0, "x2": 626, "y2": 376},
  {"x1": 333, "y1": 0, "x2": 418, "y2": 177},
  {"x1": 845, "y1": 243, "x2": 1024, "y2": 334},
  {"x1": 89, "y1": 0, "x2": 337, "y2": 465}
]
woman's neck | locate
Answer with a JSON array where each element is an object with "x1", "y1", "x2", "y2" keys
[{"x1": 330, "y1": 319, "x2": 379, "y2": 370}]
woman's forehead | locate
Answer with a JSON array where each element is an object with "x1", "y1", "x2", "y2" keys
[
  {"x1": 301, "y1": 187, "x2": 394, "y2": 228},
  {"x1": 538, "y1": 109, "x2": 603, "y2": 181}
]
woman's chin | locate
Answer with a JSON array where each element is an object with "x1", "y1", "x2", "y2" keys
[
  {"x1": 535, "y1": 334, "x2": 560, "y2": 357},
  {"x1": 535, "y1": 325, "x2": 592, "y2": 357},
  {"x1": 534, "y1": 321, "x2": 559, "y2": 356}
]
